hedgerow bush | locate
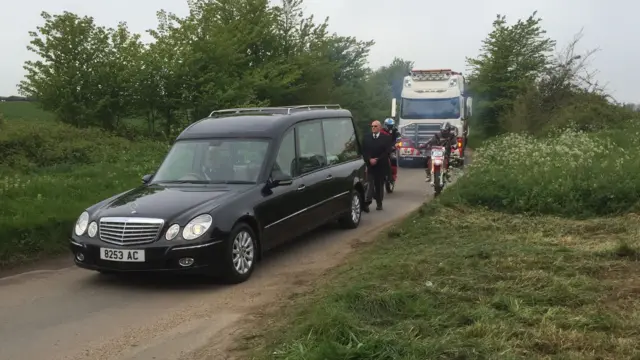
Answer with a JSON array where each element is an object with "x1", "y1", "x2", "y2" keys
[
  {"x1": 0, "y1": 119, "x2": 168, "y2": 268},
  {"x1": 443, "y1": 120, "x2": 640, "y2": 217},
  {"x1": 0, "y1": 119, "x2": 163, "y2": 171}
]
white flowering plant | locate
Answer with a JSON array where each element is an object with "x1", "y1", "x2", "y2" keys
[{"x1": 442, "y1": 124, "x2": 640, "y2": 217}]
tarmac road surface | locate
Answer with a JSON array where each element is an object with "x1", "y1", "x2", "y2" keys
[{"x1": 0, "y1": 167, "x2": 454, "y2": 360}]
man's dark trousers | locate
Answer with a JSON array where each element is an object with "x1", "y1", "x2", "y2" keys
[{"x1": 366, "y1": 164, "x2": 385, "y2": 207}]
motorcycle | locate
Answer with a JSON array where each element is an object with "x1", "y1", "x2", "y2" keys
[
  {"x1": 428, "y1": 145, "x2": 449, "y2": 196},
  {"x1": 385, "y1": 148, "x2": 398, "y2": 193},
  {"x1": 449, "y1": 136, "x2": 466, "y2": 168}
]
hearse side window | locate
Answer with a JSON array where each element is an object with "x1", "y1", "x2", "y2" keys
[
  {"x1": 296, "y1": 121, "x2": 327, "y2": 175},
  {"x1": 321, "y1": 117, "x2": 360, "y2": 165},
  {"x1": 272, "y1": 128, "x2": 296, "y2": 178}
]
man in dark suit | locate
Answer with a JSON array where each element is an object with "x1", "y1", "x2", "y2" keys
[{"x1": 362, "y1": 120, "x2": 392, "y2": 211}]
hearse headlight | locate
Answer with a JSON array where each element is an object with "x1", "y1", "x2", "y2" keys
[
  {"x1": 74, "y1": 211, "x2": 90, "y2": 236},
  {"x1": 87, "y1": 222, "x2": 98, "y2": 237},
  {"x1": 165, "y1": 224, "x2": 180, "y2": 240},
  {"x1": 182, "y1": 214, "x2": 213, "y2": 240}
]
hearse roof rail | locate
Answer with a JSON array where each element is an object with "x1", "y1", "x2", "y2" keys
[{"x1": 208, "y1": 104, "x2": 342, "y2": 117}]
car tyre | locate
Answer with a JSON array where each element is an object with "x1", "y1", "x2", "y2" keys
[
  {"x1": 338, "y1": 189, "x2": 362, "y2": 229},
  {"x1": 220, "y1": 222, "x2": 258, "y2": 284}
]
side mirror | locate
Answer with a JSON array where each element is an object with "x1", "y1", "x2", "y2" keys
[
  {"x1": 269, "y1": 173, "x2": 293, "y2": 187},
  {"x1": 465, "y1": 97, "x2": 473, "y2": 118},
  {"x1": 391, "y1": 98, "x2": 397, "y2": 118},
  {"x1": 142, "y1": 174, "x2": 154, "y2": 184}
]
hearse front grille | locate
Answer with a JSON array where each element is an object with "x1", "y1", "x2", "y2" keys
[{"x1": 99, "y1": 217, "x2": 164, "y2": 246}]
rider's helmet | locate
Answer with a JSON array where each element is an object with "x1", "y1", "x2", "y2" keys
[
  {"x1": 384, "y1": 118, "x2": 395, "y2": 131},
  {"x1": 440, "y1": 122, "x2": 453, "y2": 138}
]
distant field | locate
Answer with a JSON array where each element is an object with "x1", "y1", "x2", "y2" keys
[
  {"x1": 0, "y1": 102, "x2": 167, "y2": 268},
  {"x1": 0, "y1": 101, "x2": 55, "y2": 122}
]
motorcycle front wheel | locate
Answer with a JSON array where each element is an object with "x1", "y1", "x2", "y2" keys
[
  {"x1": 385, "y1": 179, "x2": 395, "y2": 194},
  {"x1": 433, "y1": 171, "x2": 443, "y2": 196}
]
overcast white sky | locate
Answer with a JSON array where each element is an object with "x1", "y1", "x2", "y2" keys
[{"x1": 0, "y1": 0, "x2": 637, "y2": 103}]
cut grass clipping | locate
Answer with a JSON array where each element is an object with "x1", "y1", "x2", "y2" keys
[{"x1": 248, "y1": 205, "x2": 640, "y2": 359}]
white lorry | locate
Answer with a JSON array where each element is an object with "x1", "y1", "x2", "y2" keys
[{"x1": 392, "y1": 69, "x2": 472, "y2": 167}]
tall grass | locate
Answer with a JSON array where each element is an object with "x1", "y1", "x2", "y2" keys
[
  {"x1": 0, "y1": 109, "x2": 167, "y2": 268},
  {"x1": 442, "y1": 121, "x2": 640, "y2": 217}
]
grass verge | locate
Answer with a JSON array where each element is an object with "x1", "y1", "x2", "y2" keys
[{"x1": 246, "y1": 203, "x2": 640, "y2": 359}]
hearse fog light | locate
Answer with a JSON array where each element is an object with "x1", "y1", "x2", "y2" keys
[
  {"x1": 182, "y1": 214, "x2": 213, "y2": 240},
  {"x1": 178, "y1": 257, "x2": 195, "y2": 267},
  {"x1": 87, "y1": 222, "x2": 98, "y2": 237},
  {"x1": 74, "y1": 211, "x2": 90, "y2": 236},
  {"x1": 165, "y1": 224, "x2": 180, "y2": 240}
]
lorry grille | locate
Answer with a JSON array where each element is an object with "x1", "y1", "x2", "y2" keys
[{"x1": 99, "y1": 217, "x2": 164, "y2": 246}]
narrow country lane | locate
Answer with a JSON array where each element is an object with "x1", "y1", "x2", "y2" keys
[{"x1": 0, "y1": 167, "x2": 456, "y2": 360}]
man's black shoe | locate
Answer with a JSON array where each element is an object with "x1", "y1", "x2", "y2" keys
[
  {"x1": 363, "y1": 204, "x2": 370, "y2": 213},
  {"x1": 376, "y1": 204, "x2": 383, "y2": 210}
]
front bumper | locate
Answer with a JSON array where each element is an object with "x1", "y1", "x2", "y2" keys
[{"x1": 69, "y1": 238, "x2": 225, "y2": 274}]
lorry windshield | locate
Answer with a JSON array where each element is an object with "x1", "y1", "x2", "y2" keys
[
  {"x1": 401, "y1": 97, "x2": 461, "y2": 119},
  {"x1": 153, "y1": 139, "x2": 270, "y2": 184}
]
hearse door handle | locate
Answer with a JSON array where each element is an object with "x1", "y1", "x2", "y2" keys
[
  {"x1": 297, "y1": 184, "x2": 306, "y2": 191},
  {"x1": 325, "y1": 174, "x2": 333, "y2": 181}
]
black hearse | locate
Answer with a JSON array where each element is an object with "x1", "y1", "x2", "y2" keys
[{"x1": 69, "y1": 105, "x2": 367, "y2": 283}]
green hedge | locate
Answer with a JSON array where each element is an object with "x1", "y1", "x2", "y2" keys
[{"x1": 0, "y1": 119, "x2": 167, "y2": 268}]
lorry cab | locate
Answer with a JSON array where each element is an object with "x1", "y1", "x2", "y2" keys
[{"x1": 391, "y1": 69, "x2": 473, "y2": 167}]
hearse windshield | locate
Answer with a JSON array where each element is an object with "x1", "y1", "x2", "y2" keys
[{"x1": 153, "y1": 139, "x2": 270, "y2": 184}]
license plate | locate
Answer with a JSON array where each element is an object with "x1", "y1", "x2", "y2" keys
[{"x1": 100, "y1": 248, "x2": 145, "y2": 262}]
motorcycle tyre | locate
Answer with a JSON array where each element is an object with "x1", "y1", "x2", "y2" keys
[
  {"x1": 385, "y1": 179, "x2": 394, "y2": 194},
  {"x1": 433, "y1": 171, "x2": 443, "y2": 197}
]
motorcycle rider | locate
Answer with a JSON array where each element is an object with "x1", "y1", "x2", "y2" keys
[
  {"x1": 381, "y1": 118, "x2": 399, "y2": 184},
  {"x1": 383, "y1": 118, "x2": 400, "y2": 142},
  {"x1": 422, "y1": 122, "x2": 456, "y2": 182}
]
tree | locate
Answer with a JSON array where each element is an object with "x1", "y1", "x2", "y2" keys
[
  {"x1": 91, "y1": 22, "x2": 145, "y2": 130},
  {"x1": 19, "y1": 11, "x2": 112, "y2": 127},
  {"x1": 371, "y1": 57, "x2": 413, "y2": 100},
  {"x1": 466, "y1": 11, "x2": 555, "y2": 137},
  {"x1": 17, "y1": 0, "x2": 407, "y2": 139}
]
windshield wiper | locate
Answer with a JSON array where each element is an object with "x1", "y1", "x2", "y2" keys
[
  {"x1": 156, "y1": 180, "x2": 254, "y2": 185},
  {"x1": 155, "y1": 180, "x2": 212, "y2": 184},
  {"x1": 207, "y1": 180, "x2": 255, "y2": 184}
]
